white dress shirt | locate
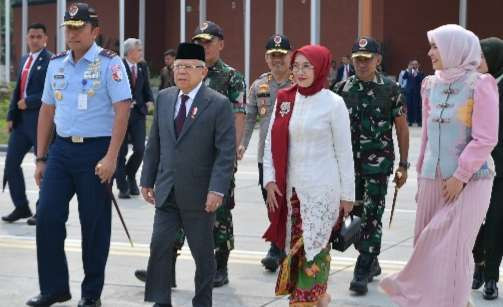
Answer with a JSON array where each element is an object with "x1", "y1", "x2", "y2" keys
[
  {"x1": 263, "y1": 89, "x2": 355, "y2": 260},
  {"x1": 342, "y1": 64, "x2": 350, "y2": 81},
  {"x1": 174, "y1": 81, "x2": 203, "y2": 118},
  {"x1": 125, "y1": 59, "x2": 137, "y2": 106},
  {"x1": 125, "y1": 59, "x2": 137, "y2": 76}
]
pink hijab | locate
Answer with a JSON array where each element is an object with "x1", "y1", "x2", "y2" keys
[{"x1": 427, "y1": 24, "x2": 481, "y2": 83}]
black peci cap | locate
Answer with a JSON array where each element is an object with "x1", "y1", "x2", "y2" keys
[
  {"x1": 351, "y1": 36, "x2": 381, "y2": 58},
  {"x1": 265, "y1": 34, "x2": 292, "y2": 54},
  {"x1": 192, "y1": 21, "x2": 224, "y2": 41},
  {"x1": 62, "y1": 2, "x2": 98, "y2": 27},
  {"x1": 176, "y1": 43, "x2": 206, "y2": 62}
]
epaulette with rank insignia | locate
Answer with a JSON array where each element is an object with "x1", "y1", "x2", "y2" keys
[
  {"x1": 99, "y1": 49, "x2": 117, "y2": 59},
  {"x1": 51, "y1": 51, "x2": 67, "y2": 60},
  {"x1": 258, "y1": 72, "x2": 270, "y2": 80}
]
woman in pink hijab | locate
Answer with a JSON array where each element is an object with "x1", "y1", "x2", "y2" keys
[{"x1": 380, "y1": 24, "x2": 499, "y2": 307}]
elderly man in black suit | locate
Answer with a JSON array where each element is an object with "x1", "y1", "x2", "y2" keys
[
  {"x1": 2, "y1": 23, "x2": 52, "y2": 225},
  {"x1": 141, "y1": 43, "x2": 235, "y2": 307},
  {"x1": 116, "y1": 38, "x2": 154, "y2": 198}
]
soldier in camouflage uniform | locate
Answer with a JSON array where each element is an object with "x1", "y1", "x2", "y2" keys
[
  {"x1": 238, "y1": 34, "x2": 293, "y2": 272},
  {"x1": 134, "y1": 21, "x2": 246, "y2": 289},
  {"x1": 332, "y1": 37, "x2": 410, "y2": 295},
  {"x1": 192, "y1": 21, "x2": 246, "y2": 287}
]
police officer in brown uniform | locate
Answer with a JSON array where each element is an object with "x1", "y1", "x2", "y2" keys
[{"x1": 238, "y1": 34, "x2": 293, "y2": 272}]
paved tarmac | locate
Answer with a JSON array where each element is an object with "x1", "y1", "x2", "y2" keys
[{"x1": 0, "y1": 126, "x2": 501, "y2": 306}]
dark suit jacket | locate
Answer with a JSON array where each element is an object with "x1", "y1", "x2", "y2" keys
[
  {"x1": 123, "y1": 59, "x2": 154, "y2": 116},
  {"x1": 403, "y1": 70, "x2": 425, "y2": 95},
  {"x1": 140, "y1": 84, "x2": 236, "y2": 210},
  {"x1": 335, "y1": 64, "x2": 355, "y2": 83},
  {"x1": 8, "y1": 48, "x2": 51, "y2": 128}
]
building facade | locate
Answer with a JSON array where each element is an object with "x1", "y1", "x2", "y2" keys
[{"x1": 10, "y1": 0, "x2": 503, "y2": 82}]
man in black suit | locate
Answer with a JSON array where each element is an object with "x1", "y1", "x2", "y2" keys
[
  {"x1": 334, "y1": 55, "x2": 355, "y2": 85},
  {"x1": 2, "y1": 23, "x2": 51, "y2": 224},
  {"x1": 402, "y1": 60, "x2": 425, "y2": 126},
  {"x1": 116, "y1": 38, "x2": 154, "y2": 198}
]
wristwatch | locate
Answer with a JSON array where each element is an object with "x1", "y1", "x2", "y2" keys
[
  {"x1": 35, "y1": 156, "x2": 48, "y2": 163},
  {"x1": 398, "y1": 161, "x2": 410, "y2": 169}
]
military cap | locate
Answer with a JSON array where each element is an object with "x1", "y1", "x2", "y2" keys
[
  {"x1": 351, "y1": 36, "x2": 381, "y2": 58},
  {"x1": 265, "y1": 34, "x2": 292, "y2": 54},
  {"x1": 192, "y1": 21, "x2": 224, "y2": 41},
  {"x1": 62, "y1": 2, "x2": 98, "y2": 27}
]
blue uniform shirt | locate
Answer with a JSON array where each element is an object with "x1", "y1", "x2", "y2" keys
[{"x1": 42, "y1": 42, "x2": 132, "y2": 137}]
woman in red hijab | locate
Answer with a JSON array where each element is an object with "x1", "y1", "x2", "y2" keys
[{"x1": 262, "y1": 45, "x2": 355, "y2": 306}]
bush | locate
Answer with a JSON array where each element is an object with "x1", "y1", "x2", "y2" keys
[
  {"x1": 0, "y1": 83, "x2": 156, "y2": 144},
  {"x1": 0, "y1": 86, "x2": 12, "y2": 144}
]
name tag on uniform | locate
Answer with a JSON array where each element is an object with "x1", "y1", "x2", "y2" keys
[{"x1": 78, "y1": 93, "x2": 88, "y2": 110}]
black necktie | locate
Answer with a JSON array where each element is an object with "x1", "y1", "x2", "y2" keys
[{"x1": 175, "y1": 94, "x2": 190, "y2": 138}]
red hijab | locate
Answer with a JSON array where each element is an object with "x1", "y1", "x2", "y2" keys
[
  {"x1": 292, "y1": 44, "x2": 333, "y2": 96},
  {"x1": 263, "y1": 45, "x2": 332, "y2": 249}
]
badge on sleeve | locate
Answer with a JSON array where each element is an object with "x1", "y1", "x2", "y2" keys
[
  {"x1": 55, "y1": 91, "x2": 63, "y2": 101},
  {"x1": 111, "y1": 64, "x2": 122, "y2": 82}
]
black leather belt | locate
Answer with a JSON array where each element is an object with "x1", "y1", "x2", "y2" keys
[{"x1": 57, "y1": 135, "x2": 110, "y2": 143}]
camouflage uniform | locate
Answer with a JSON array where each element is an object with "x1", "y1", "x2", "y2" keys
[
  {"x1": 332, "y1": 73, "x2": 405, "y2": 255},
  {"x1": 175, "y1": 58, "x2": 246, "y2": 253}
]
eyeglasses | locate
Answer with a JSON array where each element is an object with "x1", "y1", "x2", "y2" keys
[
  {"x1": 291, "y1": 63, "x2": 314, "y2": 73},
  {"x1": 173, "y1": 64, "x2": 205, "y2": 71}
]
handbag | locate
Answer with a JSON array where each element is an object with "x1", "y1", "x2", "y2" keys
[{"x1": 330, "y1": 212, "x2": 362, "y2": 252}]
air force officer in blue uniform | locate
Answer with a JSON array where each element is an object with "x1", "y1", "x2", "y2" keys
[{"x1": 27, "y1": 3, "x2": 131, "y2": 307}]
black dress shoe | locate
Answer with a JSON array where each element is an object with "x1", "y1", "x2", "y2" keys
[
  {"x1": 128, "y1": 177, "x2": 140, "y2": 196},
  {"x1": 472, "y1": 263, "x2": 485, "y2": 290},
  {"x1": 135, "y1": 269, "x2": 146, "y2": 282},
  {"x1": 153, "y1": 303, "x2": 172, "y2": 307},
  {"x1": 2, "y1": 206, "x2": 32, "y2": 223},
  {"x1": 483, "y1": 280, "x2": 499, "y2": 300},
  {"x1": 26, "y1": 292, "x2": 71, "y2": 306},
  {"x1": 118, "y1": 189, "x2": 131, "y2": 199},
  {"x1": 77, "y1": 297, "x2": 101, "y2": 307},
  {"x1": 78, "y1": 297, "x2": 101, "y2": 307},
  {"x1": 136, "y1": 265, "x2": 177, "y2": 288},
  {"x1": 27, "y1": 214, "x2": 37, "y2": 226}
]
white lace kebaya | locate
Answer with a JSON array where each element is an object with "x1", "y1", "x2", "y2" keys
[{"x1": 263, "y1": 88, "x2": 355, "y2": 261}]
